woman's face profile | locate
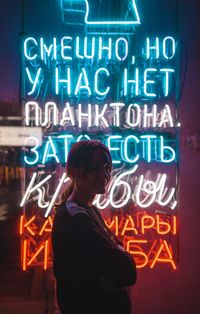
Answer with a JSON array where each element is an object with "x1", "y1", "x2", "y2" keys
[{"x1": 78, "y1": 149, "x2": 112, "y2": 195}]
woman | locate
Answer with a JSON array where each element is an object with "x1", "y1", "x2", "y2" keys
[{"x1": 52, "y1": 140, "x2": 137, "y2": 314}]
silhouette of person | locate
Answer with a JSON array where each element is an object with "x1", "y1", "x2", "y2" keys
[{"x1": 52, "y1": 140, "x2": 137, "y2": 314}]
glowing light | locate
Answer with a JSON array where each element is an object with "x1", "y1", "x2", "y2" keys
[
  {"x1": 20, "y1": 172, "x2": 52, "y2": 207},
  {"x1": 24, "y1": 137, "x2": 40, "y2": 165},
  {"x1": 22, "y1": 240, "x2": 27, "y2": 271},
  {"x1": 126, "y1": 239, "x2": 149, "y2": 269},
  {"x1": 20, "y1": 215, "x2": 24, "y2": 235},
  {"x1": 134, "y1": 173, "x2": 176, "y2": 209},
  {"x1": 160, "y1": 136, "x2": 176, "y2": 163},
  {"x1": 24, "y1": 215, "x2": 36, "y2": 236},
  {"x1": 94, "y1": 104, "x2": 109, "y2": 127},
  {"x1": 98, "y1": 37, "x2": 112, "y2": 60},
  {"x1": 44, "y1": 173, "x2": 69, "y2": 217},
  {"x1": 146, "y1": 37, "x2": 159, "y2": 59},
  {"x1": 140, "y1": 135, "x2": 156, "y2": 163},
  {"x1": 75, "y1": 68, "x2": 92, "y2": 95},
  {"x1": 107, "y1": 135, "x2": 122, "y2": 164},
  {"x1": 143, "y1": 104, "x2": 157, "y2": 128},
  {"x1": 76, "y1": 134, "x2": 91, "y2": 142},
  {"x1": 126, "y1": 103, "x2": 141, "y2": 128},
  {"x1": 84, "y1": 36, "x2": 95, "y2": 59},
  {"x1": 55, "y1": 67, "x2": 71, "y2": 95},
  {"x1": 75, "y1": 36, "x2": 84, "y2": 59},
  {"x1": 144, "y1": 68, "x2": 156, "y2": 97},
  {"x1": 26, "y1": 67, "x2": 42, "y2": 96},
  {"x1": 84, "y1": 0, "x2": 141, "y2": 25},
  {"x1": 150, "y1": 240, "x2": 176, "y2": 269},
  {"x1": 158, "y1": 104, "x2": 174, "y2": 127},
  {"x1": 58, "y1": 134, "x2": 73, "y2": 162},
  {"x1": 163, "y1": 36, "x2": 176, "y2": 59},
  {"x1": 123, "y1": 68, "x2": 139, "y2": 96},
  {"x1": 27, "y1": 244, "x2": 45, "y2": 266},
  {"x1": 160, "y1": 68, "x2": 175, "y2": 97},
  {"x1": 123, "y1": 135, "x2": 139, "y2": 163},
  {"x1": 44, "y1": 240, "x2": 49, "y2": 270},
  {"x1": 39, "y1": 217, "x2": 53, "y2": 236},
  {"x1": 77, "y1": 104, "x2": 92, "y2": 128},
  {"x1": 109, "y1": 165, "x2": 138, "y2": 208},
  {"x1": 121, "y1": 215, "x2": 138, "y2": 235},
  {"x1": 42, "y1": 136, "x2": 59, "y2": 164},
  {"x1": 110, "y1": 103, "x2": 125, "y2": 127},
  {"x1": 141, "y1": 215, "x2": 155, "y2": 234},
  {"x1": 61, "y1": 36, "x2": 73, "y2": 60},
  {"x1": 41, "y1": 102, "x2": 59, "y2": 126},
  {"x1": 94, "y1": 68, "x2": 110, "y2": 96},
  {"x1": 40, "y1": 37, "x2": 57, "y2": 60},
  {"x1": 25, "y1": 101, "x2": 41, "y2": 126},
  {"x1": 115, "y1": 37, "x2": 128, "y2": 61},
  {"x1": 60, "y1": 102, "x2": 75, "y2": 126},
  {"x1": 24, "y1": 37, "x2": 38, "y2": 60}
]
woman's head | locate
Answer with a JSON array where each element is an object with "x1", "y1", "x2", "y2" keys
[{"x1": 66, "y1": 140, "x2": 112, "y2": 195}]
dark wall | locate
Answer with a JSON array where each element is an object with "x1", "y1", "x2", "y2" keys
[
  {"x1": 132, "y1": 1, "x2": 200, "y2": 313},
  {"x1": 0, "y1": 1, "x2": 200, "y2": 313}
]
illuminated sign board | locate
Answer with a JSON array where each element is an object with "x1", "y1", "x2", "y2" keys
[{"x1": 20, "y1": 0, "x2": 179, "y2": 270}]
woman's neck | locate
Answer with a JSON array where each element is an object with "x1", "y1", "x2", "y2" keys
[{"x1": 68, "y1": 188, "x2": 95, "y2": 208}]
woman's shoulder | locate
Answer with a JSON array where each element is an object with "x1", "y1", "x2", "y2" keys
[{"x1": 66, "y1": 200, "x2": 88, "y2": 217}]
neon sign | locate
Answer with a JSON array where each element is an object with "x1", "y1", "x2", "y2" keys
[
  {"x1": 20, "y1": 1, "x2": 179, "y2": 270},
  {"x1": 60, "y1": 0, "x2": 141, "y2": 28}
]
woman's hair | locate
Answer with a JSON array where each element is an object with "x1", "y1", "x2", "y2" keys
[{"x1": 55, "y1": 140, "x2": 112, "y2": 208}]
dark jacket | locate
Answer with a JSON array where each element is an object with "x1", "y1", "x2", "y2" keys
[{"x1": 52, "y1": 200, "x2": 137, "y2": 314}]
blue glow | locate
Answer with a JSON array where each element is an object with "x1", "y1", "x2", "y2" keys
[
  {"x1": 84, "y1": 37, "x2": 95, "y2": 58},
  {"x1": 42, "y1": 136, "x2": 59, "y2": 164},
  {"x1": 146, "y1": 37, "x2": 159, "y2": 59},
  {"x1": 75, "y1": 37, "x2": 84, "y2": 59},
  {"x1": 115, "y1": 37, "x2": 128, "y2": 61},
  {"x1": 160, "y1": 136, "x2": 176, "y2": 163},
  {"x1": 26, "y1": 67, "x2": 41, "y2": 96},
  {"x1": 140, "y1": 135, "x2": 157, "y2": 163},
  {"x1": 25, "y1": 101, "x2": 41, "y2": 126},
  {"x1": 123, "y1": 135, "x2": 139, "y2": 163},
  {"x1": 61, "y1": 36, "x2": 73, "y2": 60},
  {"x1": 160, "y1": 68, "x2": 175, "y2": 96},
  {"x1": 58, "y1": 134, "x2": 73, "y2": 162},
  {"x1": 55, "y1": 67, "x2": 71, "y2": 95},
  {"x1": 40, "y1": 37, "x2": 57, "y2": 61},
  {"x1": 123, "y1": 68, "x2": 139, "y2": 96},
  {"x1": 94, "y1": 104, "x2": 109, "y2": 127},
  {"x1": 94, "y1": 68, "x2": 110, "y2": 96},
  {"x1": 60, "y1": 102, "x2": 75, "y2": 126},
  {"x1": 143, "y1": 104, "x2": 157, "y2": 127},
  {"x1": 107, "y1": 135, "x2": 122, "y2": 164},
  {"x1": 110, "y1": 103, "x2": 125, "y2": 127},
  {"x1": 84, "y1": 0, "x2": 140, "y2": 26},
  {"x1": 77, "y1": 134, "x2": 91, "y2": 142},
  {"x1": 23, "y1": 134, "x2": 176, "y2": 166},
  {"x1": 75, "y1": 68, "x2": 92, "y2": 95},
  {"x1": 126, "y1": 103, "x2": 141, "y2": 127},
  {"x1": 41, "y1": 102, "x2": 58, "y2": 126},
  {"x1": 144, "y1": 68, "x2": 156, "y2": 97},
  {"x1": 24, "y1": 37, "x2": 37, "y2": 60},
  {"x1": 163, "y1": 36, "x2": 176, "y2": 60},
  {"x1": 77, "y1": 104, "x2": 92, "y2": 128},
  {"x1": 24, "y1": 137, "x2": 39, "y2": 165},
  {"x1": 98, "y1": 37, "x2": 112, "y2": 60}
]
